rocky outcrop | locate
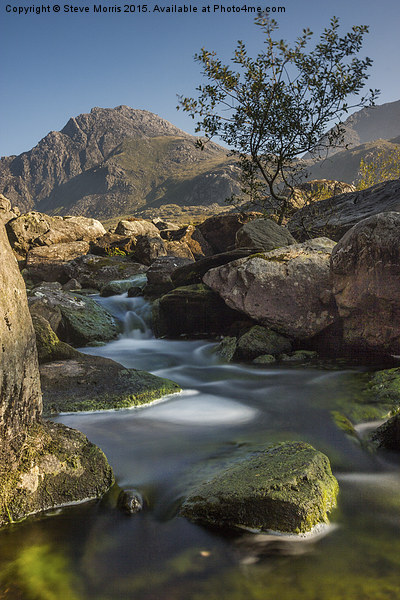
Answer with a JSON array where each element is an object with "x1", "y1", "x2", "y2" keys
[
  {"x1": 0, "y1": 221, "x2": 113, "y2": 527},
  {"x1": 0, "y1": 106, "x2": 242, "y2": 219},
  {"x1": 288, "y1": 179, "x2": 400, "y2": 242},
  {"x1": 203, "y1": 238, "x2": 338, "y2": 340},
  {"x1": 197, "y1": 213, "x2": 261, "y2": 253},
  {"x1": 40, "y1": 354, "x2": 181, "y2": 415},
  {"x1": 235, "y1": 218, "x2": 296, "y2": 250},
  {"x1": 331, "y1": 212, "x2": 400, "y2": 355},
  {"x1": 180, "y1": 441, "x2": 338, "y2": 534},
  {"x1": 6, "y1": 211, "x2": 105, "y2": 263}
]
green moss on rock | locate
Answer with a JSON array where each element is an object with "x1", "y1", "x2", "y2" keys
[
  {"x1": 40, "y1": 354, "x2": 181, "y2": 415},
  {"x1": 179, "y1": 441, "x2": 338, "y2": 534},
  {"x1": 59, "y1": 295, "x2": 118, "y2": 346},
  {"x1": 32, "y1": 314, "x2": 82, "y2": 363},
  {"x1": 236, "y1": 325, "x2": 292, "y2": 360},
  {"x1": 0, "y1": 421, "x2": 114, "y2": 527}
]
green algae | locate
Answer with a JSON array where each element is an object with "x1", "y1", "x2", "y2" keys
[{"x1": 180, "y1": 441, "x2": 338, "y2": 534}]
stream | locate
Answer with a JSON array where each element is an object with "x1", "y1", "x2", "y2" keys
[{"x1": 1, "y1": 289, "x2": 400, "y2": 599}]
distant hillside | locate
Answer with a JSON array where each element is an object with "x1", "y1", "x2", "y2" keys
[
  {"x1": 0, "y1": 106, "x2": 241, "y2": 219},
  {"x1": 305, "y1": 137, "x2": 400, "y2": 185}
]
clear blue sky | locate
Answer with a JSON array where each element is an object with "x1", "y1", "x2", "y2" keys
[{"x1": 1, "y1": 0, "x2": 399, "y2": 156}]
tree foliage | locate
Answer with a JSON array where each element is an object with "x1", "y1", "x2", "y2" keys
[
  {"x1": 356, "y1": 149, "x2": 400, "y2": 190},
  {"x1": 178, "y1": 15, "x2": 379, "y2": 224}
]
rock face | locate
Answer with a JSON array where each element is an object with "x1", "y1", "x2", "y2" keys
[
  {"x1": 235, "y1": 218, "x2": 296, "y2": 251},
  {"x1": 6, "y1": 211, "x2": 105, "y2": 263},
  {"x1": 0, "y1": 222, "x2": 113, "y2": 527},
  {"x1": 0, "y1": 194, "x2": 19, "y2": 224},
  {"x1": 0, "y1": 222, "x2": 42, "y2": 440},
  {"x1": 331, "y1": 212, "x2": 400, "y2": 354},
  {"x1": 203, "y1": 238, "x2": 338, "y2": 340},
  {"x1": 288, "y1": 179, "x2": 400, "y2": 242},
  {"x1": 180, "y1": 441, "x2": 338, "y2": 534}
]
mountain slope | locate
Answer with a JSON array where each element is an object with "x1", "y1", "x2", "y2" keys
[{"x1": 0, "y1": 106, "x2": 240, "y2": 218}]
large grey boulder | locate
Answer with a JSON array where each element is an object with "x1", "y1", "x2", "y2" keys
[
  {"x1": 180, "y1": 441, "x2": 338, "y2": 534},
  {"x1": 203, "y1": 238, "x2": 338, "y2": 340},
  {"x1": 114, "y1": 219, "x2": 160, "y2": 237},
  {"x1": 0, "y1": 221, "x2": 113, "y2": 527},
  {"x1": 331, "y1": 212, "x2": 400, "y2": 354},
  {"x1": 235, "y1": 218, "x2": 296, "y2": 251},
  {"x1": 288, "y1": 179, "x2": 400, "y2": 242}
]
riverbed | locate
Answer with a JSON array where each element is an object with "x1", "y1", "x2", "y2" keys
[{"x1": 1, "y1": 292, "x2": 400, "y2": 599}]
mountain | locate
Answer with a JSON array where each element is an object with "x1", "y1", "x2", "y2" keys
[
  {"x1": 0, "y1": 106, "x2": 241, "y2": 220},
  {"x1": 305, "y1": 136, "x2": 400, "y2": 185}
]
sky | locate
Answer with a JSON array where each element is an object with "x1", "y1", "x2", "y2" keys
[{"x1": 1, "y1": 0, "x2": 399, "y2": 157}]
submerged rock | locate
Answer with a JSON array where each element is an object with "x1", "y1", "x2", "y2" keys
[
  {"x1": 236, "y1": 325, "x2": 292, "y2": 360},
  {"x1": 40, "y1": 354, "x2": 181, "y2": 415},
  {"x1": 117, "y1": 489, "x2": 144, "y2": 514},
  {"x1": 180, "y1": 441, "x2": 338, "y2": 534}
]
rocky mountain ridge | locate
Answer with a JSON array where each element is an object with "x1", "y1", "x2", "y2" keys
[{"x1": 0, "y1": 106, "x2": 240, "y2": 219}]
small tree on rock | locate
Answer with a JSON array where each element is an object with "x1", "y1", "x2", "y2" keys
[{"x1": 178, "y1": 15, "x2": 379, "y2": 224}]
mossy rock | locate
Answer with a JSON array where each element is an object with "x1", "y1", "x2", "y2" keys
[
  {"x1": 179, "y1": 441, "x2": 338, "y2": 534},
  {"x1": 370, "y1": 414, "x2": 400, "y2": 451},
  {"x1": 32, "y1": 314, "x2": 82, "y2": 364},
  {"x1": 40, "y1": 354, "x2": 181, "y2": 415},
  {"x1": 58, "y1": 295, "x2": 118, "y2": 346},
  {"x1": 214, "y1": 336, "x2": 238, "y2": 362},
  {"x1": 236, "y1": 325, "x2": 292, "y2": 360},
  {"x1": 0, "y1": 421, "x2": 113, "y2": 527},
  {"x1": 253, "y1": 354, "x2": 277, "y2": 365}
]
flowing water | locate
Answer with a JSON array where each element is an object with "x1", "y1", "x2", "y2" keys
[{"x1": 1, "y1": 289, "x2": 400, "y2": 599}]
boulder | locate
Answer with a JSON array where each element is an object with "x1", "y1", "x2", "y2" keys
[
  {"x1": 152, "y1": 218, "x2": 180, "y2": 231},
  {"x1": 90, "y1": 232, "x2": 136, "y2": 256},
  {"x1": 370, "y1": 415, "x2": 400, "y2": 452},
  {"x1": 0, "y1": 194, "x2": 19, "y2": 224},
  {"x1": 64, "y1": 254, "x2": 148, "y2": 289},
  {"x1": 40, "y1": 354, "x2": 181, "y2": 415},
  {"x1": 160, "y1": 225, "x2": 213, "y2": 259},
  {"x1": 25, "y1": 240, "x2": 90, "y2": 283},
  {"x1": 28, "y1": 284, "x2": 118, "y2": 346},
  {"x1": 235, "y1": 218, "x2": 296, "y2": 251},
  {"x1": 132, "y1": 235, "x2": 167, "y2": 265},
  {"x1": 180, "y1": 441, "x2": 338, "y2": 534},
  {"x1": 114, "y1": 219, "x2": 160, "y2": 238},
  {"x1": 171, "y1": 248, "x2": 262, "y2": 288},
  {"x1": 331, "y1": 212, "x2": 400, "y2": 354},
  {"x1": 236, "y1": 325, "x2": 292, "y2": 360},
  {"x1": 288, "y1": 179, "x2": 400, "y2": 242},
  {"x1": 143, "y1": 256, "x2": 194, "y2": 297},
  {"x1": 203, "y1": 238, "x2": 338, "y2": 340},
  {"x1": 117, "y1": 489, "x2": 144, "y2": 514},
  {"x1": 31, "y1": 314, "x2": 81, "y2": 363},
  {"x1": 6, "y1": 211, "x2": 105, "y2": 262},
  {"x1": 0, "y1": 221, "x2": 113, "y2": 527},
  {"x1": 197, "y1": 212, "x2": 261, "y2": 253},
  {"x1": 154, "y1": 283, "x2": 243, "y2": 337},
  {"x1": 163, "y1": 240, "x2": 195, "y2": 261}
]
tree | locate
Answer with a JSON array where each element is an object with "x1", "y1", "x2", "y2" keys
[
  {"x1": 356, "y1": 148, "x2": 400, "y2": 190},
  {"x1": 178, "y1": 15, "x2": 379, "y2": 224}
]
